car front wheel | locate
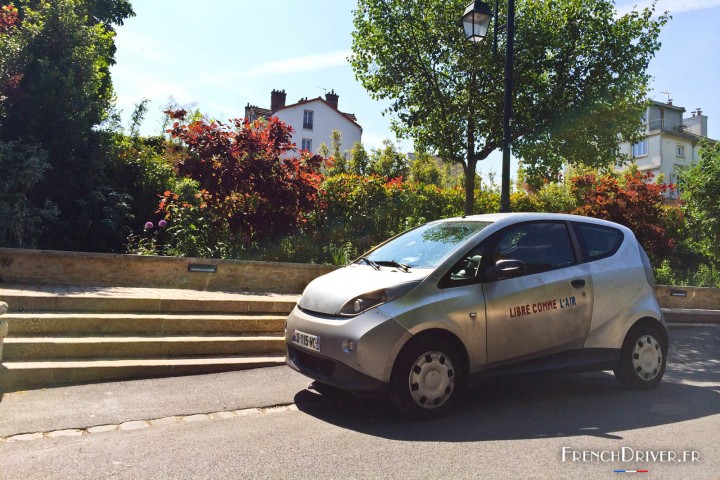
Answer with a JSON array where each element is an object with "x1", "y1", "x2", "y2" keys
[
  {"x1": 390, "y1": 337, "x2": 462, "y2": 419},
  {"x1": 614, "y1": 324, "x2": 667, "y2": 389}
]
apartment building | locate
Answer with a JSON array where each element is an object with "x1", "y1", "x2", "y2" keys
[{"x1": 618, "y1": 100, "x2": 713, "y2": 188}]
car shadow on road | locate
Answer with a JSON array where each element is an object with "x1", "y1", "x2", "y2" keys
[
  {"x1": 295, "y1": 324, "x2": 720, "y2": 442},
  {"x1": 294, "y1": 369, "x2": 719, "y2": 442}
]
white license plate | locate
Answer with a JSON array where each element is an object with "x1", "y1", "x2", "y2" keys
[{"x1": 292, "y1": 330, "x2": 320, "y2": 352}]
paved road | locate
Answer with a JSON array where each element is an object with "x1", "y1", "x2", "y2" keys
[{"x1": 1, "y1": 324, "x2": 718, "y2": 479}]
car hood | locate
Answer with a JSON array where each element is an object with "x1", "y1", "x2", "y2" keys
[{"x1": 298, "y1": 265, "x2": 428, "y2": 315}]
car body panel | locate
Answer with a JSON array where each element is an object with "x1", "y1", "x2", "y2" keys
[{"x1": 483, "y1": 263, "x2": 593, "y2": 365}]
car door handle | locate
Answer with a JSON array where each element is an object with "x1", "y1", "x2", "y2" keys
[{"x1": 571, "y1": 279, "x2": 585, "y2": 289}]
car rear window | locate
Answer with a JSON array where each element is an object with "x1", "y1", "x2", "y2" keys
[{"x1": 574, "y1": 223, "x2": 624, "y2": 261}]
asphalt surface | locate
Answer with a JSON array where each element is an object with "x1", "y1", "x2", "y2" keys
[{"x1": 0, "y1": 324, "x2": 718, "y2": 479}]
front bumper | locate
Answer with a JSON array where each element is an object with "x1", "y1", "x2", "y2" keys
[
  {"x1": 286, "y1": 344, "x2": 389, "y2": 397},
  {"x1": 284, "y1": 304, "x2": 411, "y2": 396}
]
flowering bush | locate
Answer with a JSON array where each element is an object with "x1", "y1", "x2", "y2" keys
[
  {"x1": 571, "y1": 168, "x2": 676, "y2": 262},
  {"x1": 151, "y1": 112, "x2": 328, "y2": 257}
]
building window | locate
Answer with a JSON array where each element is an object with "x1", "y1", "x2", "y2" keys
[
  {"x1": 303, "y1": 110, "x2": 314, "y2": 130},
  {"x1": 301, "y1": 138, "x2": 312, "y2": 152},
  {"x1": 676, "y1": 145, "x2": 685, "y2": 158},
  {"x1": 632, "y1": 139, "x2": 648, "y2": 157}
]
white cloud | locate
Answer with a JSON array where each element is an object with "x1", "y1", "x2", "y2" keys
[
  {"x1": 616, "y1": 0, "x2": 720, "y2": 16},
  {"x1": 240, "y1": 50, "x2": 351, "y2": 77}
]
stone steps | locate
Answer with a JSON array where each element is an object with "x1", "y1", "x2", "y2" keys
[
  {"x1": 0, "y1": 285, "x2": 297, "y2": 391},
  {"x1": 3, "y1": 335, "x2": 286, "y2": 361},
  {"x1": 2, "y1": 313, "x2": 285, "y2": 335},
  {"x1": 0, "y1": 356, "x2": 286, "y2": 391}
]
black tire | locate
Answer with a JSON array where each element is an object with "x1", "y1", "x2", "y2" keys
[
  {"x1": 614, "y1": 323, "x2": 667, "y2": 389},
  {"x1": 389, "y1": 336, "x2": 463, "y2": 419}
]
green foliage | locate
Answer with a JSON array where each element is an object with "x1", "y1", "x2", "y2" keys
[
  {"x1": 351, "y1": 0, "x2": 667, "y2": 213},
  {"x1": 326, "y1": 129, "x2": 348, "y2": 175},
  {"x1": 679, "y1": 141, "x2": 720, "y2": 263},
  {"x1": 0, "y1": 0, "x2": 134, "y2": 251},
  {"x1": 366, "y1": 139, "x2": 409, "y2": 179},
  {"x1": 0, "y1": 140, "x2": 58, "y2": 247},
  {"x1": 0, "y1": 4, "x2": 21, "y2": 120},
  {"x1": 348, "y1": 141, "x2": 370, "y2": 175},
  {"x1": 409, "y1": 150, "x2": 443, "y2": 187},
  {"x1": 318, "y1": 174, "x2": 463, "y2": 254}
]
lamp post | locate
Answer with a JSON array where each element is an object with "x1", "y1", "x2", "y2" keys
[{"x1": 463, "y1": 0, "x2": 515, "y2": 213}]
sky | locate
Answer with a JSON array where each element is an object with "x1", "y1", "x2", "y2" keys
[{"x1": 110, "y1": 0, "x2": 720, "y2": 178}]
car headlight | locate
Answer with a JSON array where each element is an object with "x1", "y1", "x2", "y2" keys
[{"x1": 337, "y1": 281, "x2": 420, "y2": 316}]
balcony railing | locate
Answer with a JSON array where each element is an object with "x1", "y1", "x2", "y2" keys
[{"x1": 648, "y1": 119, "x2": 687, "y2": 133}]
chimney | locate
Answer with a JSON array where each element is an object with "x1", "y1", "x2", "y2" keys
[
  {"x1": 270, "y1": 89, "x2": 286, "y2": 113},
  {"x1": 325, "y1": 89, "x2": 339, "y2": 109}
]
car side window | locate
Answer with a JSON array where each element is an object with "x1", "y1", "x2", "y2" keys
[
  {"x1": 573, "y1": 222, "x2": 624, "y2": 261},
  {"x1": 439, "y1": 244, "x2": 485, "y2": 288},
  {"x1": 488, "y1": 222, "x2": 575, "y2": 276}
]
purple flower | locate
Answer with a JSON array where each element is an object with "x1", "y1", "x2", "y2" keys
[
  {"x1": 144, "y1": 221, "x2": 154, "y2": 230},
  {"x1": 158, "y1": 219, "x2": 168, "y2": 228}
]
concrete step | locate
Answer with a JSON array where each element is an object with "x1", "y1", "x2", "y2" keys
[
  {"x1": 0, "y1": 285, "x2": 298, "y2": 314},
  {"x1": 0, "y1": 356, "x2": 286, "y2": 391},
  {"x1": 2, "y1": 313, "x2": 285, "y2": 335},
  {"x1": 3, "y1": 335, "x2": 286, "y2": 361},
  {"x1": 1, "y1": 294, "x2": 295, "y2": 314}
]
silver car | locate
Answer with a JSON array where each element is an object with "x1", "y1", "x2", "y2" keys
[{"x1": 286, "y1": 213, "x2": 667, "y2": 418}]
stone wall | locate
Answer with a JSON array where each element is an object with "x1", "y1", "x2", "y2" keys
[
  {"x1": 655, "y1": 285, "x2": 720, "y2": 310},
  {"x1": 0, "y1": 248, "x2": 339, "y2": 294}
]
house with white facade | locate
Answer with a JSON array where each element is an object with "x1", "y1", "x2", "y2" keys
[
  {"x1": 618, "y1": 99, "x2": 715, "y2": 189},
  {"x1": 244, "y1": 89, "x2": 362, "y2": 155}
]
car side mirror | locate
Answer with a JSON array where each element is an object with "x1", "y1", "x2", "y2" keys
[{"x1": 490, "y1": 259, "x2": 527, "y2": 280}]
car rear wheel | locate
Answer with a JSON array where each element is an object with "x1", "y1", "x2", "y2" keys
[
  {"x1": 614, "y1": 324, "x2": 667, "y2": 389},
  {"x1": 390, "y1": 337, "x2": 462, "y2": 419}
]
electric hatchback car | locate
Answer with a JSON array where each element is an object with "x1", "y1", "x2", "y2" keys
[{"x1": 286, "y1": 213, "x2": 667, "y2": 418}]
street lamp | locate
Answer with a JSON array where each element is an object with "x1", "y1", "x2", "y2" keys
[
  {"x1": 463, "y1": 0, "x2": 515, "y2": 213},
  {"x1": 462, "y1": 1, "x2": 492, "y2": 42}
]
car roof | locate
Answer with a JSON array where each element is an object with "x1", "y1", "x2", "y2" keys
[{"x1": 440, "y1": 212, "x2": 626, "y2": 229}]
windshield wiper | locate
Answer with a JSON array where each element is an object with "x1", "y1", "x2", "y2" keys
[
  {"x1": 374, "y1": 260, "x2": 411, "y2": 272},
  {"x1": 358, "y1": 257, "x2": 381, "y2": 270}
]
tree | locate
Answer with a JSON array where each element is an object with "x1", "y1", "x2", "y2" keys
[
  {"x1": 348, "y1": 141, "x2": 370, "y2": 175},
  {"x1": 0, "y1": 0, "x2": 134, "y2": 250},
  {"x1": 160, "y1": 112, "x2": 327, "y2": 255},
  {"x1": 367, "y1": 139, "x2": 409, "y2": 179},
  {"x1": 0, "y1": 3, "x2": 20, "y2": 120},
  {"x1": 0, "y1": 140, "x2": 58, "y2": 247},
  {"x1": 351, "y1": 0, "x2": 667, "y2": 214},
  {"x1": 409, "y1": 150, "x2": 442, "y2": 186},
  {"x1": 679, "y1": 141, "x2": 720, "y2": 263}
]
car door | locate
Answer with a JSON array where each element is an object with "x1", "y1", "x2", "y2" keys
[{"x1": 481, "y1": 221, "x2": 594, "y2": 365}]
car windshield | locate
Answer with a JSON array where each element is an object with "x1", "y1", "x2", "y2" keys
[{"x1": 363, "y1": 220, "x2": 492, "y2": 269}]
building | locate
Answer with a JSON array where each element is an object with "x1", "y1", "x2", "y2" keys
[
  {"x1": 618, "y1": 99, "x2": 714, "y2": 189},
  {"x1": 244, "y1": 89, "x2": 362, "y2": 155}
]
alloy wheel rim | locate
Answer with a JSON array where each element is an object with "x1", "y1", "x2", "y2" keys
[
  {"x1": 632, "y1": 334, "x2": 662, "y2": 381},
  {"x1": 408, "y1": 351, "x2": 455, "y2": 409}
]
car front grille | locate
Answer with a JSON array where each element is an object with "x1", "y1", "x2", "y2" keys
[{"x1": 288, "y1": 345, "x2": 336, "y2": 377}]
